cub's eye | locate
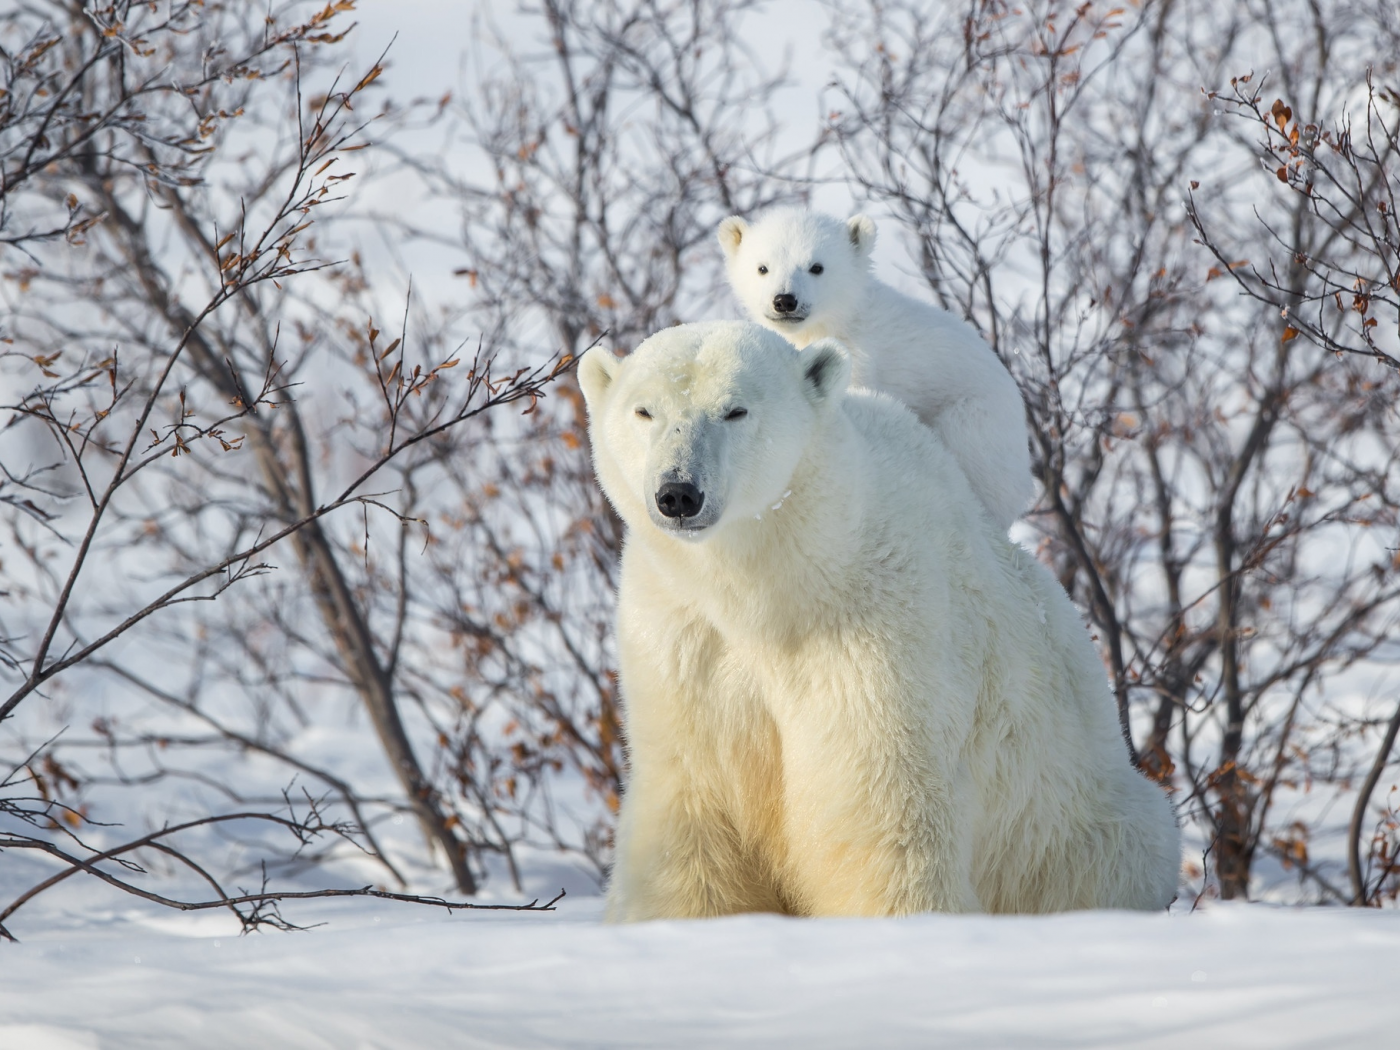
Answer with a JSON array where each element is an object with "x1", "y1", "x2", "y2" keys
[
  {"x1": 809, "y1": 263, "x2": 824, "y2": 275},
  {"x1": 634, "y1": 408, "x2": 652, "y2": 420},
  {"x1": 757, "y1": 265, "x2": 768, "y2": 275},
  {"x1": 724, "y1": 407, "x2": 748, "y2": 421}
]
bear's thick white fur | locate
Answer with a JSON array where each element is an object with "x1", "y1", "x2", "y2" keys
[
  {"x1": 580, "y1": 320, "x2": 1179, "y2": 921},
  {"x1": 719, "y1": 207, "x2": 1034, "y2": 531}
]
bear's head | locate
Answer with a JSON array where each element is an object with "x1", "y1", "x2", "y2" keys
[
  {"x1": 717, "y1": 208, "x2": 876, "y2": 339},
  {"x1": 578, "y1": 321, "x2": 850, "y2": 541}
]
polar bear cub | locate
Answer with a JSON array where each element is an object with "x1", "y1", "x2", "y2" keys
[
  {"x1": 719, "y1": 207, "x2": 1033, "y2": 531},
  {"x1": 580, "y1": 320, "x2": 1179, "y2": 921}
]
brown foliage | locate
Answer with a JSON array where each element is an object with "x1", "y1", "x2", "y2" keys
[
  {"x1": 4, "y1": 0, "x2": 1398, "y2": 923},
  {"x1": 822, "y1": 0, "x2": 1400, "y2": 901}
]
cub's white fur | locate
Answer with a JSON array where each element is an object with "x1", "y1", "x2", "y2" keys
[
  {"x1": 719, "y1": 207, "x2": 1033, "y2": 531},
  {"x1": 581, "y1": 320, "x2": 1179, "y2": 921}
]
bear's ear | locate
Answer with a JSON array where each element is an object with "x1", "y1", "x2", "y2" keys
[
  {"x1": 577, "y1": 345, "x2": 624, "y2": 409},
  {"x1": 800, "y1": 338, "x2": 851, "y2": 406},
  {"x1": 717, "y1": 215, "x2": 749, "y2": 259},
  {"x1": 847, "y1": 214, "x2": 877, "y2": 257}
]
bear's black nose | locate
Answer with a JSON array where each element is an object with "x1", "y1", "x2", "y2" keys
[
  {"x1": 656, "y1": 481, "x2": 704, "y2": 519},
  {"x1": 772, "y1": 293, "x2": 798, "y2": 314}
]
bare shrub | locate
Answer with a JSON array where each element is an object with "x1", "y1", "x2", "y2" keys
[
  {"x1": 822, "y1": 0, "x2": 1400, "y2": 901},
  {"x1": 5, "y1": 0, "x2": 1397, "y2": 920},
  {"x1": 0, "y1": 0, "x2": 570, "y2": 927}
]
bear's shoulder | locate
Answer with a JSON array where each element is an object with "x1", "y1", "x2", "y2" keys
[
  {"x1": 840, "y1": 389, "x2": 976, "y2": 499},
  {"x1": 841, "y1": 384, "x2": 924, "y2": 440}
]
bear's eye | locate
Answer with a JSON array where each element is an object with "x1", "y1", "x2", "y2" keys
[
  {"x1": 809, "y1": 263, "x2": 824, "y2": 275},
  {"x1": 724, "y1": 407, "x2": 748, "y2": 421},
  {"x1": 634, "y1": 407, "x2": 652, "y2": 420},
  {"x1": 757, "y1": 265, "x2": 768, "y2": 275}
]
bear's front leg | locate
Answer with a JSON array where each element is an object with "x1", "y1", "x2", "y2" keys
[
  {"x1": 771, "y1": 668, "x2": 981, "y2": 917},
  {"x1": 606, "y1": 762, "x2": 783, "y2": 922},
  {"x1": 606, "y1": 588, "x2": 785, "y2": 922}
]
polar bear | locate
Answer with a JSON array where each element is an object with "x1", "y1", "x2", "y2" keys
[
  {"x1": 719, "y1": 207, "x2": 1033, "y2": 531},
  {"x1": 580, "y1": 320, "x2": 1179, "y2": 921}
]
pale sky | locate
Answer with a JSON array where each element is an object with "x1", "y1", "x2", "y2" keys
[{"x1": 343, "y1": 0, "x2": 921, "y2": 304}]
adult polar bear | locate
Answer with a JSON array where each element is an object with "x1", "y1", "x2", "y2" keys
[
  {"x1": 719, "y1": 208, "x2": 1033, "y2": 532},
  {"x1": 581, "y1": 320, "x2": 1179, "y2": 921}
]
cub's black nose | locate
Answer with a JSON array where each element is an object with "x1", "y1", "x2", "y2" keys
[
  {"x1": 656, "y1": 481, "x2": 704, "y2": 519},
  {"x1": 772, "y1": 293, "x2": 798, "y2": 314}
]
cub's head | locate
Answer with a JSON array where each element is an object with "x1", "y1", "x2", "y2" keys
[
  {"x1": 717, "y1": 208, "x2": 876, "y2": 339},
  {"x1": 578, "y1": 321, "x2": 849, "y2": 541}
]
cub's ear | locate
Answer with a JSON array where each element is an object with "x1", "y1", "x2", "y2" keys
[
  {"x1": 717, "y1": 215, "x2": 749, "y2": 259},
  {"x1": 846, "y1": 214, "x2": 877, "y2": 257},
  {"x1": 577, "y1": 345, "x2": 624, "y2": 410},
  {"x1": 800, "y1": 338, "x2": 851, "y2": 406}
]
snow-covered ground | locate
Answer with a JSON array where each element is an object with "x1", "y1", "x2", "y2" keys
[{"x1": 2, "y1": 894, "x2": 1397, "y2": 1049}]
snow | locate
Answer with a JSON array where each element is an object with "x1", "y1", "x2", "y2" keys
[{"x1": 2, "y1": 897, "x2": 1397, "y2": 1049}]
